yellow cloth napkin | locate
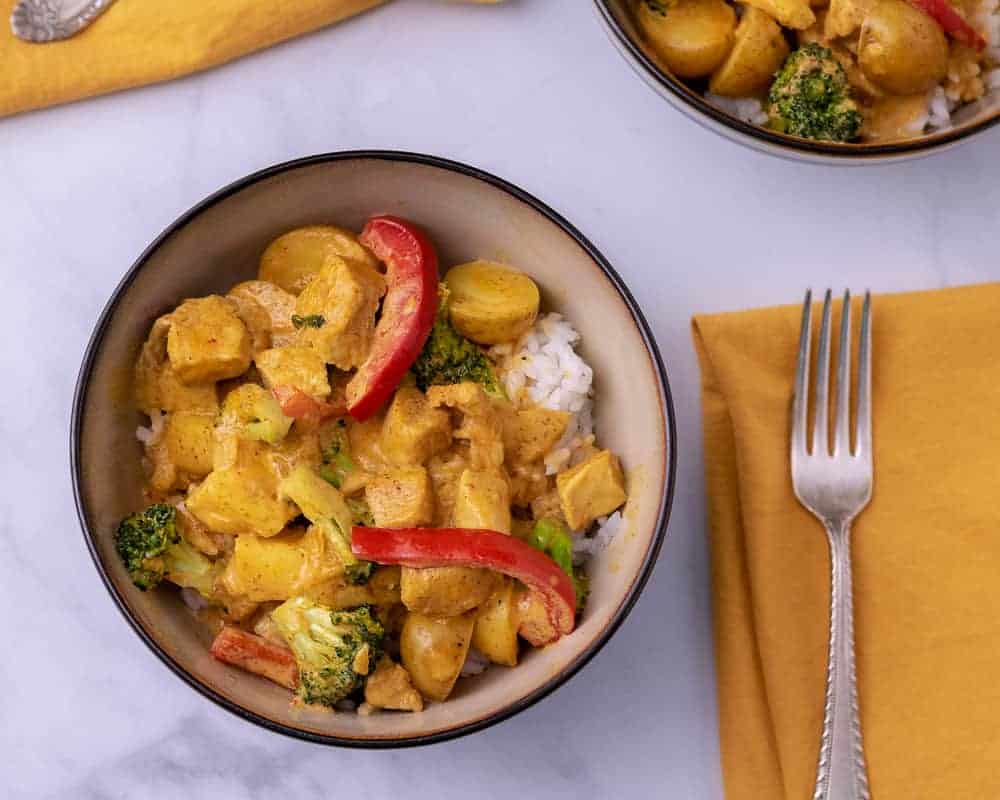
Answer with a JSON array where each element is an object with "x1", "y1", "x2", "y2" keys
[
  {"x1": 1, "y1": 0, "x2": 495, "y2": 118},
  {"x1": 692, "y1": 284, "x2": 1000, "y2": 800}
]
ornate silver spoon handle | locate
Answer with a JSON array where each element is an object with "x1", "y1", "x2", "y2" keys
[{"x1": 12, "y1": 0, "x2": 118, "y2": 43}]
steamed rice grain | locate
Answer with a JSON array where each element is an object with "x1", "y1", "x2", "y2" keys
[{"x1": 492, "y1": 313, "x2": 595, "y2": 475}]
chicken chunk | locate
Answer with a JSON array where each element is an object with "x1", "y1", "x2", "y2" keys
[
  {"x1": 227, "y1": 280, "x2": 297, "y2": 351},
  {"x1": 255, "y1": 346, "x2": 331, "y2": 399},
  {"x1": 381, "y1": 386, "x2": 452, "y2": 467},
  {"x1": 135, "y1": 316, "x2": 218, "y2": 414},
  {"x1": 186, "y1": 439, "x2": 297, "y2": 537},
  {"x1": 294, "y1": 255, "x2": 386, "y2": 370},
  {"x1": 824, "y1": 0, "x2": 874, "y2": 37},
  {"x1": 508, "y1": 461, "x2": 550, "y2": 507},
  {"x1": 427, "y1": 450, "x2": 468, "y2": 527},
  {"x1": 452, "y1": 468, "x2": 511, "y2": 533},
  {"x1": 502, "y1": 407, "x2": 570, "y2": 465},
  {"x1": 426, "y1": 382, "x2": 504, "y2": 469},
  {"x1": 167, "y1": 295, "x2": 253, "y2": 384},
  {"x1": 530, "y1": 487, "x2": 565, "y2": 524},
  {"x1": 347, "y1": 414, "x2": 389, "y2": 475},
  {"x1": 364, "y1": 656, "x2": 424, "y2": 712},
  {"x1": 365, "y1": 467, "x2": 435, "y2": 528},
  {"x1": 556, "y1": 449, "x2": 627, "y2": 531}
]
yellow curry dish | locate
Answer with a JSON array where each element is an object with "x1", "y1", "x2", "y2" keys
[
  {"x1": 117, "y1": 215, "x2": 629, "y2": 713},
  {"x1": 634, "y1": 0, "x2": 999, "y2": 142}
]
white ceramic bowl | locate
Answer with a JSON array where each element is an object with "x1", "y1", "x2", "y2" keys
[{"x1": 71, "y1": 151, "x2": 677, "y2": 746}]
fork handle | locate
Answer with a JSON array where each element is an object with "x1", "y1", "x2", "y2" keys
[{"x1": 813, "y1": 522, "x2": 871, "y2": 800}]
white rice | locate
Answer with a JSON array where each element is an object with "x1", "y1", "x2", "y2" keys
[
  {"x1": 573, "y1": 511, "x2": 624, "y2": 563},
  {"x1": 460, "y1": 648, "x2": 490, "y2": 677},
  {"x1": 491, "y1": 313, "x2": 595, "y2": 475},
  {"x1": 135, "y1": 409, "x2": 165, "y2": 446},
  {"x1": 705, "y1": 93, "x2": 769, "y2": 126},
  {"x1": 180, "y1": 586, "x2": 209, "y2": 612}
]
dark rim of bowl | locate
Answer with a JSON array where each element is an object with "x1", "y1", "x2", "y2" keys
[
  {"x1": 594, "y1": 0, "x2": 1000, "y2": 159},
  {"x1": 70, "y1": 150, "x2": 679, "y2": 748}
]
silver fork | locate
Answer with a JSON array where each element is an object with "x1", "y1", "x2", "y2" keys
[{"x1": 792, "y1": 289, "x2": 873, "y2": 800}]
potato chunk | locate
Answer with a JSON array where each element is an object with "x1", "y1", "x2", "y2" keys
[
  {"x1": 258, "y1": 225, "x2": 380, "y2": 295},
  {"x1": 637, "y1": 0, "x2": 737, "y2": 78},
  {"x1": 187, "y1": 441, "x2": 297, "y2": 537},
  {"x1": 556, "y1": 450, "x2": 627, "y2": 530},
  {"x1": 219, "y1": 526, "x2": 331, "y2": 602},
  {"x1": 166, "y1": 296, "x2": 253, "y2": 384},
  {"x1": 227, "y1": 280, "x2": 297, "y2": 350},
  {"x1": 364, "y1": 656, "x2": 424, "y2": 712},
  {"x1": 365, "y1": 467, "x2": 435, "y2": 528},
  {"x1": 401, "y1": 566, "x2": 498, "y2": 617},
  {"x1": 255, "y1": 346, "x2": 331, "y2": 399},
  {"x1": 709, "y1": 7, "x2": 790, "y2": 97},
  {"x1": 858, "y1": 0, "x2": 948, "y2": 95},
  {"x1": 443, "y1": 261, "x2": 540, "y2": 345},
  {"x1": 381, "y1": 386, "x2": 452, "y2": 467},
  {"x1": 163, "y1": 412, "x2": 215, "y2": 478},
  {"x1": 294, "y1": 256, "x2": 386, "y2": 370},
  {"x1": 502, "y1": 407, "x2": 570, "y2": 465},
  {"x1": 452, "y1": 468, "x2": 511, "y2": 533},
  {"x1": 472, "y1": 578, "x2": 519, "y2": 667},
  {"x1": 400, "y1": 612, "x2": 475, "y2": 702}
]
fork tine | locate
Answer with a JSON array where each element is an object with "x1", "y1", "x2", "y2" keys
[
  {"x1": 812, "y1": 290, "x2": 833, "y2": 456},
  {"x1": 792, "y1": 289, "x2": 812, "y2": 457},
  {"x1": 855, "y1": 291, "x2": 873, "y2": 460},
  {"x1": 833, "y1": 290, "x2": 852, "y2": 456}
]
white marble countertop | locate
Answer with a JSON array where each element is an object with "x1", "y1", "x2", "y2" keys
[{"x1": 2, "y1": 1, "x2": 998, "y2": 797}]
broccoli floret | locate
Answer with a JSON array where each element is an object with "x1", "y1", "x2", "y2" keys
[
  {"x1": 271, "y1": 598, "x2": 385, "y2": 707},
  {"x1": 528, "y1": 518, "x2": 589, "y2": 614},
  {"x1": 244, "y1": 394, "x2": 293, "y2": 445},
  {"x1": 412, "y1": 285, "x2": 504, "y2": 398},
  {"x1": 222, "y1": 383, "x2": 292, "y2": 445},
  {"x1": 280, "y1": 465, "x2": 372, "y2": 582},
  {"x1": 319, "y1": 420, "x2": 355, "y2": 490},
  {"x1": 114, "y1": 504, "x2": 215, "y2": 594},
  {"x1": 342, "y1": 496, "x2": 376, "y2": 584},
  {"x1": 767, "y1": 44, "x2": 862, "y2": 142},
  {"x1": 345, "y1": 560, "x2": 375, "y2": 586}
]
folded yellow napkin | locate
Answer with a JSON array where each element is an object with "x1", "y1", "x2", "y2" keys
[
  {"x1": 1, "y1": 0, "x2": 495, "y2": 118},
  {"x1": 692, "y1": 284, "x2": 1000, "y2": 800}
]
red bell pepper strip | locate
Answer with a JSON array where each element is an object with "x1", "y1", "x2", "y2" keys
[
  {"x1": 347, "y1": 216, "x2": 439, "y2": 421},
  {"x1": 210, "y1": 626, "x2": 299, "y2": 690},
  {"x1": 272, "y1": 385, "x2": 344, "y2": 423},
  {"x1": 907, "y1": 0, "x2": 986, "y2": 50},
  {"x1": 351, "y1": 527, "x2": 576, "y2": 641}
]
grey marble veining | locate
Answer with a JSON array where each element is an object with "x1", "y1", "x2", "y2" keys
[{"x1": 1, "y1": 0, "x2": 998, "y2": 798}]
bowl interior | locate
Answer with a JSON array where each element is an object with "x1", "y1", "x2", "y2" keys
[
  {"x1": 599, "y1": 0, "x2": 1000, "y2": 158},
  {"x1": 75, "y1": 154, "x2": 672, "y2": 744}
]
